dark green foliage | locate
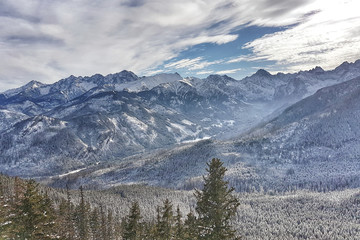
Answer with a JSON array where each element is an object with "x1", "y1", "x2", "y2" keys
[
  {"x1": 156, "y1": 199, "x2": 174, "y2": 240},
  {"x1": 100, "y1": 206, "x2": 107, "y2": 239},
  {"x1": 0, "y1": 159, "x2": 240, "y2": 240},
  {"x1": 8, "y1": 180, "x2": 57, "y2": 239},
  {"x1": 195, "y1": 158, "x2": 240, "y2": 240},
  {"x1": 90, "y1": 208, "x2": 101, "y2": 240},
  {"x1": 122, "y1": 201, "x2": 142, "y2": 240},
  {"x1": 174, "y1": 206, "x2": 184, "y2": 240},
  {"x1": 183, "y1": 211, "x2": 198, "y2": 240},
  {"x1": 58, "y1": 198, "x2": 76, "y2": 240},
  {"x1": 106, "y1": 209, "x2": 114, "y2": 240},
  {"x1": 76, "y1": 186, "x2": 90, "y2": 240}
]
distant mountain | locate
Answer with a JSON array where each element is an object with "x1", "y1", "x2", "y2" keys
[
  {"x1": 1, "y1": 60, "x2": 360, "y2": 178},
  {"x1": 48, "y1": 71, "x2": 360, "y2": 193}
]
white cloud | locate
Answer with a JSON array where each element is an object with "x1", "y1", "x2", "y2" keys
[
  {"x1": 227, "y1": 54, "x2": 270, "y2": 63},
  {"x1": 143, "y1": 69, "x2": 164, "y2": 76},
  {"x1": 0, "y1": 0, "x2": 359, "y2": 91},
  {"x1": 165, "y1": 57, "x2": 223, "y2": 70},
  {"x1": 197, "y1": 70, "x2": 214, "y2": 75},
  {"x1": 216, "y1": 68, "x2": 242, "y2": 75},
  {"x1": 242, "y1": 0, "x2": 360, "y2": 72},
  {"x1": 0, "y1": 0, "x2": 320, "y2": 91}
]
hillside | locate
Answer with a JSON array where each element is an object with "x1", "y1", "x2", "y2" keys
[
  {"x1": 49, "y1": 74, "x2": 360, "y2": 194},
  {"x1": 1, "y1": 60, "x2": 360, "y2": 178}
]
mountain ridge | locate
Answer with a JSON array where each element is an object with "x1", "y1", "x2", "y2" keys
[
  {"x1": 50, "y1": 75, "x2": 360, "y2": 192},
  {"x1": 0, "y1": 60, "x2": 360, "y2": 182}
]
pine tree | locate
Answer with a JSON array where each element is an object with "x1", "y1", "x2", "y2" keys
[
  {"x1": 113, "y1": 211, "x2": 123, "y2": 240},
  {"x1": 183, "y1": 211, "x2": 198, "y2": 240},
  {"x1": 106, "y1": 209, "x2": 114, "y2": 240},
  {"x1": 89, "y1": 207, "x2": 101, "y2": 240},
  {"x1": 36, "y1": 192, "x2": 57, "y2": 240},
  {"x1": 64, "y1": 186, "x2": 76, "y2": 240},
  {"x1": 122, "y1": 201, "x2": 141, "y2": 240},
  {"x1": 9, "y1": 180, "x2": 57, "y2": 239},
  {"x1": 174, "y1": 205, "x2": 184, "y2": 240},
  {"x1": 156, "y1": 198, "x2": 174, "y2": 240},
  {"x1": 58, "y1": 199, "x2": 72, "y2": 239},
  {"x1": 100, "y1": 206, "x2": 107, "y2": 239},
  {"x1": 0, "y1": 176, "x2": 11, "y2": 238},
  {"x1": 194, "y1": 158, "x2": 240, "y2": 240},
  {"x1": 76, "y1": 186, "x2": 90, "y2": 240}
]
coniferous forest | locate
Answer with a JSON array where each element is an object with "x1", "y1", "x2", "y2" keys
[
  {"x1": 1, "y1": 158, "x2": 360, "y2": 239},
  {"x1": 0, "y1": 159, "x2": 241, "y2": 240}
]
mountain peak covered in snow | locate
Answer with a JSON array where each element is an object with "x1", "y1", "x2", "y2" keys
[
  {"x1": 308, "y1": 66, "x2": 324, "y2": 74},
  {"x1": 254, "y1": 69, "x2": 272, "y2": 77},
  {"x1": 1, "y1": 59, "x2": 360, "y2": 178}
]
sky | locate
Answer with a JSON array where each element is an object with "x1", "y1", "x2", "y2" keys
[{"x1": 1, "y1": 0, "x2": 360, "y2": 91}]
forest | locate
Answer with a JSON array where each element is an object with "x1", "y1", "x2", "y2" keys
[
  {"x1": 0, "y1": 158, "x2": 240, "y2": 240},
  {"x1": 1, "y1": 158, "x2": 360, "y2": 239}
]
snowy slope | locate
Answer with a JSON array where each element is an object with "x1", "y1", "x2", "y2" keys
[
  {"x1": 1, "y1": 60, "x2": 360, "y2": 179},
  {"x1": 49, "y1": 76, "x2": 360, "y2": 193}
]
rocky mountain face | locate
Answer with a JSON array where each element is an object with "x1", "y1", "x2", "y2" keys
[
  {"x1": 53, "y1": 73, "x2": 360, "y2": 193},
  {"x1": 1, "y1": 60, "x2": 360, "y2": 180}
]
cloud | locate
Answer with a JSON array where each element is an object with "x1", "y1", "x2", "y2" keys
[
  {"x1": 197, "y1": 70, "x2": 214, "y2": 75},
  {"x1": 216, "y1": 68, "x2": 242, "y2": 75},
  {"x1": 0, "y1": 0, "x2": 320, "y2": 91},
  {"x1": 227, "y1": 54, "x2": 270, "y2": 63},
  {"x1": 1, "y1": 0, "x2": 358, "y2": 91},
  {"x1": 165, "y1": 57, "x2": 223, "y2": 70},
  {"x1": 143, "y1": 69, "x2": 164, "y2": 76},
  {"x1": 242, "y1": 0, "x2": 360, "y2": 71}
]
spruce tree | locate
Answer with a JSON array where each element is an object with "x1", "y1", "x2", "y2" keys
[
  {"x1": 183, "y1": 211, "x2": 198, "y2": 240},
  {"x1": 76, "y1": 186, "x2": 90, "y2": 240},
  {"x1": 174, "y1": 205, "x2": 184, "y2": 240},
  {"x1": 122, "y1": 201, "x2": 141, "y2": 240},
  {"x1": 156, "y1": 198, "x2": 174, "y2": 240},
  {"x1": 9, "y1": 180, "x2": 57, "y2": 239},
  {"x1": 36, "y1": 192, "x2": 57, "y2": 240},
  {"x1": 58, "y1": 199, "x2": 72, "y2": 239},
  {"x1": 195, "y1": 158, "x2": 240, "y2": 240},
  {"x1": 106, "y1": 209, "x2": 114, "y2": 240},
  {"x1": 90, "y1": 207, "x2": 101, "y2": 240},
  {"x1": 100, "y1": 206, "x2": 107, "y2": 239},
  {"x1": 0, "y1": 176, "x2": 11, "y2": 238},
  {"x1": 64, "y1": 186, "x2": 76, "y2": 240}
]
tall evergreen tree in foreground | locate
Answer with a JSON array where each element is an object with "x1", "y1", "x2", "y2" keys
[
  {"x1": 122, "y1": 201, "x2": 141, "y2": 240},
  {"x1": 195, "y1": 158, "x2": 240, "y2": 240},
  {"x1": 76, "y1": 186, "x2": 90, "y2": 240},
  {"x1": 156, "y1": 198, "x2": 174, "y2": 239},
  {"x1": 174, "y1": 205, "x2": 184, "y2": 240},
  {"x1": 9, "y1": 180, "x2": 57, "y2": 239}
]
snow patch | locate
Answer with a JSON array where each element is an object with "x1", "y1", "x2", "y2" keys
[
  {"x1": 39, "y1": 86, "x2": 50, "y2": 95},
  {"x1": 109, "y1": 118, "x2": 119, "y2": 129},
  {"x1": 182, "y1": 136, "x2": 211, "y2": 144},
  {"x1": 58, "y1": 167, "x2": 87, "y2": 178},
  {"x1": 181, "y1": 119, "x2": 193, "y2": 125},
  {"x1": 78, "y1": 81, "x2": 97, "y2": 91}
]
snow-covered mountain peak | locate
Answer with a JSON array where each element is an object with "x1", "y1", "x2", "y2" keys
[
  {"x1": 205, "y1": 74, "x2": 236, "y2": 84},
  {"x1": 26, "y1": 80, "x2": 44, "y2": 88},
  {"x1": 254, "y1": 69, "x2": 272, "y2": 77},
  {"x1": 334, "y1": 61, "x2": 351, "y2": 72},
  {"x1": 308, "y1": 66, "x2": 324, "y2": 74},
  {"x1": 105, "y1": 70, "x2": 139, "y2": 84},
  {"x1": 2, "y1": 80, "x2": 45, "y2": 97},
  {"x1": 116, "y1": 72, "x2": 183, "y2": 92}
]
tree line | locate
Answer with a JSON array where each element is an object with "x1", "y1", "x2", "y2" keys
[{"x1": 0, "y1": 158, "x2": 240, "y2": 239}]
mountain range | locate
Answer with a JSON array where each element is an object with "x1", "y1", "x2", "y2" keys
[{"x1": 1, "y1": 60, "x2": 360, "y2": 192}]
